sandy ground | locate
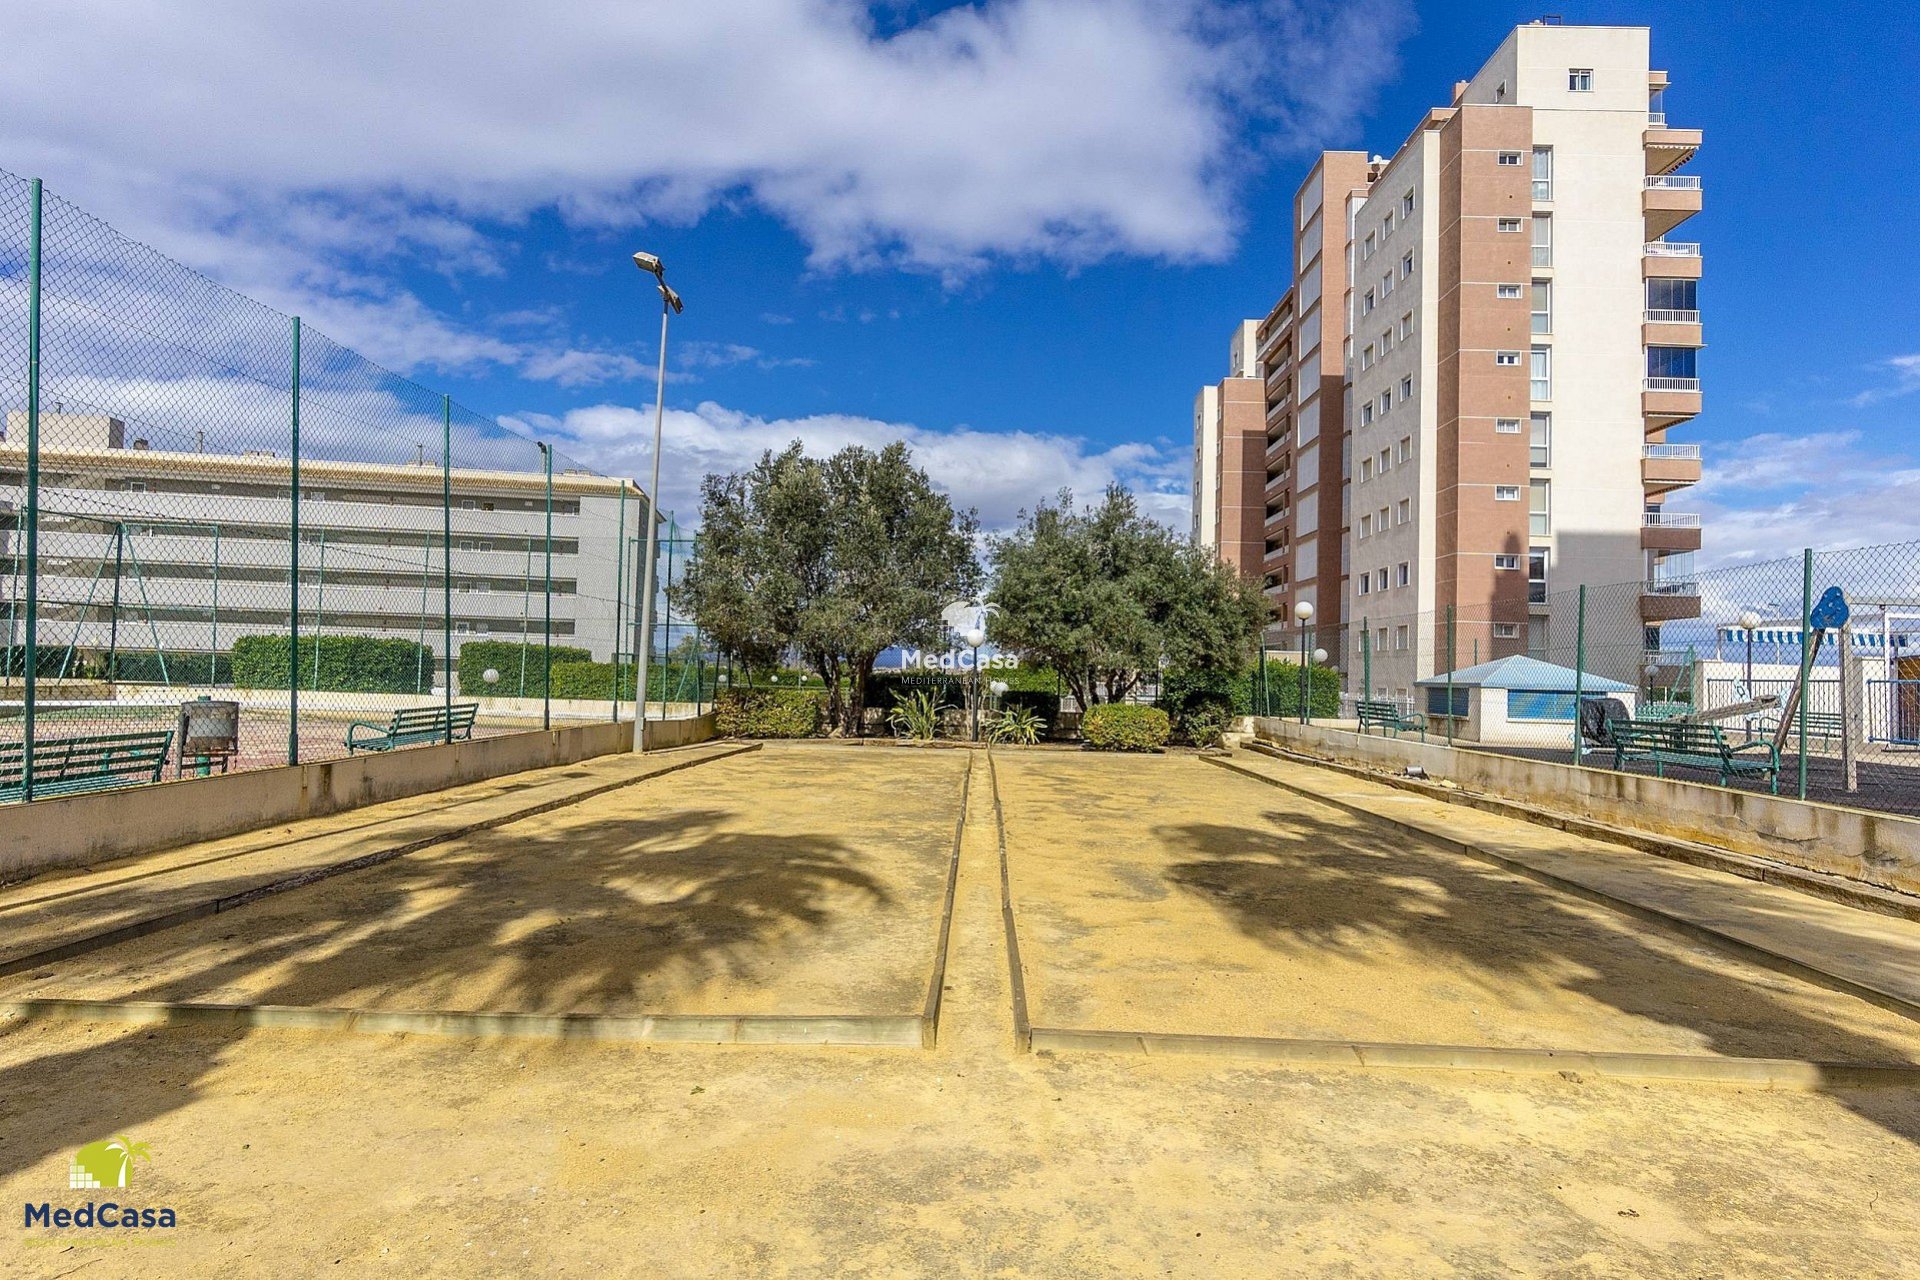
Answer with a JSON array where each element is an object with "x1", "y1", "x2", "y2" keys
[
  {"x1": 2, "y1": 745, "x2": 1920, "y2": 1276},
  {"x1": 995, "y1": 751, "x2": 1920, "y2": 1063},
  {"x1": 1, "y1": 746, "x2": 965, "y2": 1017}
]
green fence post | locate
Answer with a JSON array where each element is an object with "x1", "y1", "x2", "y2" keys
[
  {"x1": 21, "y1": 178, "x2": 42, "y2": 800},
  {"x1": 540, "y1": 442, "x2": 552, "y2": 731},
  {"x1": 1573, "y1": 584, "x2": 1587, "y2": 765},
  {"x1": 442, "y1": 395, "x2": 453, "y2": 744},
  {"x1": 287, "y1": 315, "x2": 301, "y2": 766},
  {"x1": 1362, "y1": 617, "x2": 1371, "y2": 705},
  {"x1": 1799, "y1": 547, "x2": 1813, "y2": 800},
  {"x1": 1445, "y1": 605, "x2": 1456, "y2": 746}
]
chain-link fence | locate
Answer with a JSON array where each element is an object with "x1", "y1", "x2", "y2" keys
[
  {"x1": 0, "y1": 171, "x2": 702, "y2": 803},
  {"x1": 1284, "y1": 540, "x2": 1920, "y2": 818}
]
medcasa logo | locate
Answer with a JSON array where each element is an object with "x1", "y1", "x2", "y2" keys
[{"x1": 22, "y1": 1136, "x2": 179, "y2": 1231}]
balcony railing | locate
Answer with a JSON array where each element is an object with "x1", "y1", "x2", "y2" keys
[
  {"x1": 1646, "y1": 579, "x2": 1699, "y2": 596},
  {"x1": 1643, "y1": 443, "x2": 1701, "y2": 460},
  {"x1": 1645, "y1": 376, "x2": 1700, "y2": 393},
  {"x1": 1646, "y1": 174, "x2": 1702, "y2": 190},
  {"x1": 1643, "y1": 511, "x2": 1702, "y2": 528},
  {"x1": 1645, "y1": 309, "x2": 1700, "y2": 324},
  {"x1": 1644, "y1": 241, "x2": 1701, "y2": 256},
  {"x1": 1647, "y1": 111, "x2": 1668, "y2": 126}
]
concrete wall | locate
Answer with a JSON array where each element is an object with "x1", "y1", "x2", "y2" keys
[
  {"x1": 1252, "y1": 716, "x2": 1920, "y2": 896},
  {"x1": 0, "y1": 713, "x2": 716, "y2": 883}
]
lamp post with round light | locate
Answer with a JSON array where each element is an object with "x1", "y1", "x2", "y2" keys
[
  {"x1": 1738, "y1": 609, "x2": 1762, "y2": 696},
  {"x1": 629, "y1": 250, "x2": 683, "y2": 752},
  {"x1": 964, "y1": 626, "x2": 987, "y2": 741},
  {"x1": 1294, "y1": 600, "x2": 1314, "y2": 725}
]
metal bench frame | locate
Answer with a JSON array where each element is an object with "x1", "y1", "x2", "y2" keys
[
  {"x1": 1357, "y1": 699, "x2": 1426, "y2": 741},
  {"x1": 1610, "y1": 718, "x2": 1779, "y2": 793},
  {"x1": 0, "y1": 728, "x2": 176, "y2": 802},
  {"x1": 345, "y1": 703, "x2": 480, "y2": 755}
]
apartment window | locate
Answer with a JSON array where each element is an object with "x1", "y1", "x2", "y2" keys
[
  {"x1": 1495, "y1": 485, "x2": 1521, "y2": 501},
  {"x1": 1396, "y1": 562, "x2": 1410, "y2": 587},
  {"x1": 1381, "y1": 328, "x2": 1393, "y2": 354},
  {"x1": 1362, "y1": 402, "x2": 1374, "y2": 425},
  {"x1": 1498, "y1": 218, "x2": 1523, "y2": 233},
  {"x1": 1497, "y1": 151, "x2": 1523, "y2": 166},
  {"x1": 1380, "y1": 389, "x2": 1392, "y2": 414},
  {"x1": 1569, "y1": 68, "x2": 1593, "y2": 92},
  {"x1": 1378, "y1": 451, "x2": 1390, "y2": 472},
  {"x1": 1360, "y1": 458, "x2": 1373, "y2": 482},
  {"x1": 1377, "y1": 628, "x2": 1388, "y2": 653},
  {"x1": 1497, "y1": 283, "x2": 1522, "y2": 299},
  {"x1": 1382, "y1": 271, "x2": 1394, "y2": 297},
  {"x1": 1532, "y1": 214, "x2": 1552, "y2": 267},
  {"x1": 1530, "y1": 412, "x2": 1552, "y2": 467},
  {"x1": 1529, "y1": 478, "x2": 1551, "y2": 536},
  {"x1": 1528, "y1": 548, "x2": 1550, "y2": 603},
  {"x1": 1395, "y1": 625, "x2": 1410, "y2": 651},
  {"x1": 1358, "y1": 572, "x2": 1371, "y2": 595},
  {"x1": 1530, "y1": 346, "x2": 1552, "y2": 400},
  {"x1": 1647, "y1": 346, "x2": 1699, "y2": 381},
  {"x1": 1360, "y1": 513, "x2": 1373, "y2": 537},
  {"x1": 1495, "y1": 80, "x2": 1509, "y2": 102},
  {"x1": 1361, "y1": 343, "x2": 1375, "y2": 369},
  {"x1": 1494, "y1": 553, "x2": 1521, "y2": 570},
  {"x1": 1495, "y1": 417, "x2": 1522, "y2": 434},
  {"x1": 1402, "y1": 189, "x2": 1415, "y2": 216},
  {"x1": 1531, "y1": 281, "x2": 1552, "y2": 334},
  {"x1": 1400, "y1": 375, "x2": 1413, "y2": 400},
  {"x1": 1494, "y1": 622, "x2": 1520, "y2": 639},
  {"x1": 1647, "y1": 277, "x2": 1699, "y2": 317},
  {"x1": 1495, "y1": 350, "x2": 1521, "y2": 367},
  {"x1": 1397, "y1": 437, "x2": 1411, "y2": 464},
  {"x1": 1383, "y1": 212, "x2": 1395, "y2": 237},
  {"x1": 1401, "y1": 251, "x2": 1414, "y2": 280},
  {"x1": 127, "y1": 480, "x2": 148, "y2": 492},
  {"x1": 1531, "y1": 147, "x2": 1553, "y2": 200},
  {"x1": 1363, "y1": 290, "x2": 1375, "y2": 315},
  {"x1": 1364, "y1": 231, "x2": 1376, "y2": 258},
  {"x1": 1399, "y1": 313, "x2": 1413, "y2": 341}
]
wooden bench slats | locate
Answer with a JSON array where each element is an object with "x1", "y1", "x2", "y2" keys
[
  {"x1": 345, "y1": 703, "x2": 480, "y2": 754},
  {"x1": 0, "y1": 728, "x2": 176, "y2": 801},
  {"x1": 1357, "y1": 699, "x2": 1425, "y2": 741},
  {"x1": 1609, "y1": 718, "x2": 1779, "y2": 793}
]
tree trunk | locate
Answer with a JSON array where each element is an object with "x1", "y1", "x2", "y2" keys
[{"x1": 847, "y1": 653, "x2": 877, "y2": 737}]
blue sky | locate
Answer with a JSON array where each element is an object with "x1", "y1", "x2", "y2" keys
[{"x1": 4, "y1": 0, "x2": 1917, "y2": 566}]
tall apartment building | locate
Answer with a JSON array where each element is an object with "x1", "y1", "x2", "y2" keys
[
  {"x1": 1193, "y1": 22, "x2": 1703, "y2": 693},
  {"x1": 1, "y1": 413, "x2": 650, "y2": 688},
  {"x1": 1191, "y1": 320, "x2": 1266, "y2": 574}
]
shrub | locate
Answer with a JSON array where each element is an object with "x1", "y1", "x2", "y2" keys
[
  {"x1": 887, "y1": 688, "x2": 949, "y2": 740},
  {"x1": 713, "y1": 688, "x2": 824, "y2": 738},
  {"x1": 987, "y1": 705, "x2": 1044, "y2": 745},
  {"x1": 1081, "y1": 703, "x2": 1170, "y2": 752},
  {"x1": 230, "y1": 635, "x2": 435, "y2": 694},
  {"x1": 1175, "y1": 698, "x2": 1233, "y2": 748},
  {"x1": 454, "y1": 641, "x2": 592, "y2": 697}
]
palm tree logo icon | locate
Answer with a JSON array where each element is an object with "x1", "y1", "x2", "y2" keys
[{"x1": 69, "y1": 1136, "x2": 151, "y2": 1189}]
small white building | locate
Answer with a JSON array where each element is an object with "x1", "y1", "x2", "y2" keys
[{"x1": 1417, "y1": 655, "x2": 1636, "y2": 747}]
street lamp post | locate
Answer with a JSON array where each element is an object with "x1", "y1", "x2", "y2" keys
[
  {"x1": 630, "y1": 251, "x2": 683, "y2": 752},
  {"x1": 1293, "y1": 600, "x2": 1314, "y2": 725},
  {"x1": 964, "y1": 626, "x2": 986, "y2": 742},
  {"x1": 1739, "y1": 609, "x2": 1762, "y2": 696},
  {"x1": 1310, "y1": 648, "x2": 1328, "y2": 725}
]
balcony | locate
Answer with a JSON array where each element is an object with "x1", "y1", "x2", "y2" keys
[
  {"x1": 1645, "y1": 120, "x2": 1702, "y2": 175},
  {"x1": 1640, "y1": 579, "x2": 1702, "y2": 622},
  {"x1": 1263, "y1": 469, "x2": 1291, "y2": 502},
  {"x1": 1644, "y1": 174, "x2": 1702, "y2": 238},
  {"x1": 1644, "y1": 241, "x2": 1703, "y2": 280},
  {"x1": 1641, "y1": 510, "x2": 1703, "y2": 553},
  {"x1": 1643, "y1": 376, "x2": 1702, "y2": 429},
  {"x1": 1644, "y1": 306, "x2": 1703, "y2": 347},
  {"x1": 1643, "y1": 442, "x2": 1702, "y2": 493}
]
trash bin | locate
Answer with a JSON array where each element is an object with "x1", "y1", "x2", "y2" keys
[{"x1": 178, "y1": 696, "x2": 241, "y2": 776}]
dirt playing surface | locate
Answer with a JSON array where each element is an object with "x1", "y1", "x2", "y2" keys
[
  {"x1": 3, "y1": 744, "x2": 1920, "y2": 1277},
  {"x1": 994, "y1": 751, "x2": 1920, "y2": 1063}
]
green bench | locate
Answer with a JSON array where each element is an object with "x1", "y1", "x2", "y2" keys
[
  {"x1": 1610, "y1": 719, "x2": 1779, "y2": 793},
  {"x1": 0, "y1": 729, "x2": 175, "y2": 802},
  {"x1": 1761, "y1": 710, "x2": 1843, "y2": 747},
  {"x1": 1357, "y1": 699, "x2": 1426, "y2": 740},
  {"x1": 345, "y1": 702, "x2": 479, "y2": 754}
]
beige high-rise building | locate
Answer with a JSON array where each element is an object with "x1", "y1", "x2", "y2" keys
[
  {"x1": 1190, "y1": 320, "x2": 1265, "y2": 576},
  {"x1": 1193, "y1": 21, "x2": 1703, "y2": 692}
]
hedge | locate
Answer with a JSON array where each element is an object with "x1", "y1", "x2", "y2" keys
[
  {"x1": 230, "y1": 635, "x2": 435, "y2": 694},
  {"x1": 1162, "y1": 661, "x2": 1340, "y2": 720},
  {"x1": 713, "y1": 688, "x2": 825, "y2": 738},
  {"x1": 1082, "y1": 704, "x2": 1170, "y2": 752},
  {"x1": 543, "y1": 660, "x2": 715, "y2": 702},
  {"x1": 454, "y1": 641, "x2": 591, "y2": 697}
]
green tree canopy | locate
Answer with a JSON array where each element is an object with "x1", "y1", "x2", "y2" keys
[
  {"x1": 987, "y1": 485, "x2": 1268, "y2": 709},
  {"x1": 674, "y1": 440, "x2": 979, "y2": 734}
]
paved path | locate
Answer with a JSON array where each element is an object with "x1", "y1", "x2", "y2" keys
[{"x1": 1215, "y1": 748, "x2": 1920, "y2": 1021}]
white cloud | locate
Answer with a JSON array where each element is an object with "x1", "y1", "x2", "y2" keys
[
  {"x1": 1850, "y1": 353, "x2": 1920, "y2": 407},
  {"x1": 1696, "y1": 430, "x2": 1920, "y2": 569},
  {"x1": 511, "y1": 399, "x2": 1189, "y2": 532},
  {"x1": 1, "y1": 0, "x2": 1409, "y2": 280}
]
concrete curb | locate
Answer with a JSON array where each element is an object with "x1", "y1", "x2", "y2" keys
[
  {"x1": 1243, "y1": 738, "x2": 1920, "y2": 924},
  {"x1": 918, "y1": 753, "x2": 973, "y2": 1048},
  {"x1": 1027, "y1": 1025, "x2": 1920, "y2": 1090},
  {"x1": 985, "y1": 751, "x2": 1034, "y2": 1051},
  {"x1": 0, "y1": 741, "x2": 760, "y2": 982},
  {"x1": 1205, "y1": 751, "x2": 1920, "y2": 1026},
  {"x1": 0, "y1": 997, "x2": 926, "y2": 1047}
]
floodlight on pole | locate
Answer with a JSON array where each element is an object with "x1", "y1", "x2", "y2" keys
[{"x1": 631, "y1": 250, "x2": 682, "y2": 751}]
